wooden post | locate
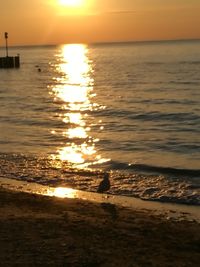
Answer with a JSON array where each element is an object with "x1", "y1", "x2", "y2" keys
[
  {"x1": 0, "y1": 32, "x2": 20, "y2": 68},
  {"x1": 5, "y1": 32, "x2": 8, "y2": 57}
]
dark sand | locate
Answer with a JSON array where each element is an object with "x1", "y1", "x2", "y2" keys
[{"x1": 0, "y1": 188, "x2": 199, "y2": 267}]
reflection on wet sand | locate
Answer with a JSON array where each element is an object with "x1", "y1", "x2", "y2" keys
[{"x1": 47, "y1": 187, "x2": 77, "y2": 198}]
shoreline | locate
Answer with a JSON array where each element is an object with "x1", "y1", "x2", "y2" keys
[
  {"x1": 1, "y1": 177, "x2": 200, "y2": 223},
  {"x1": 0, "y1": 178, "x2": 200, "y2": 266}
]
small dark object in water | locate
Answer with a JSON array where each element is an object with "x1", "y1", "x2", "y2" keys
[
  {"x1": 38, "y1": 68, "x2": 41, "y2": 72},
  {"x1": 97, "y1": 173, "x2": 110, "y2": 193}
]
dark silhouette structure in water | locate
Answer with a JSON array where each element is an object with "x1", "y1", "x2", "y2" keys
[
  {"x1": 0, "y1": 32, "x2": 20, "y2": 68},
  {"x1": 97, "y1": 173, "x2": 110, "y2": 193}
]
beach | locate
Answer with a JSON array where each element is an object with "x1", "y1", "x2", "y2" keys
[
  {"x1": 0, "y1": 40, "x2": 200, "y2": 267},
  {"x1": 0, "y1": 187, "x2": 199, "y2": 267}
]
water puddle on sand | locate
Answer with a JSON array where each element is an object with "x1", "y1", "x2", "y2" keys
[{"x1": 0, "y1": 177, "x2": 200, "y2": 223}]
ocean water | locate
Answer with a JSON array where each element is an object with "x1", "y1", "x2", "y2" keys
[{"x1": 0, "y1": 40, "x2": 200, "y2": 205}]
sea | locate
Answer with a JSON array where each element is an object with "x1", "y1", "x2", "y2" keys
[{"x1": 0, "y1": 40, "x2": 200, "y2": 205}]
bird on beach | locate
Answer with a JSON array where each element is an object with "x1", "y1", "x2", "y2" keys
[{"x1": 97, "y1": 172, "x2": 110, "y2": 193}]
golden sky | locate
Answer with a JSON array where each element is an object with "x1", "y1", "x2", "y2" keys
[{"x1": 1, "y1": 0, "x2": 200, "y2": 45}]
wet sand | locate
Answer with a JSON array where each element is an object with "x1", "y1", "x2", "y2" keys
[{"x1": 0, "y1": 187, "x2": 200, "y2": 266}]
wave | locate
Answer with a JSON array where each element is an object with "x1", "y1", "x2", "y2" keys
[
  {"x1": 0, "y1": 153, "x2": 199, "y2": 205},
  {"x1": 98, "y1": 108, "x2": 200, "y2": 123},
  {"x1": 179, "y1": 61, "x2": 200, "y2": 65},
  {"x1": 169, "y1": 80, "x2": 200, "y2": 85},
  {"x1": 131, "y1": 112, "x2": 200, "y2": 122},
  {"x1": 101, "y1": 160, "x2": 200, "y2": 177}
]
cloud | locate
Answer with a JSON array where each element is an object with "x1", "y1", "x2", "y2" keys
[{"x1": 74, "y1": 10, "x2": 136, "y2": 18}]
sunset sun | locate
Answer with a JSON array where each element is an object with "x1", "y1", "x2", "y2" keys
[{"x1": 59, "y1": 0, "x2": 84, "y2": 7}]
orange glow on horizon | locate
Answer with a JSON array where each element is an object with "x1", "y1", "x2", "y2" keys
[{"x1": 1, "y1": 2, "x2": 200, "y2": 45}]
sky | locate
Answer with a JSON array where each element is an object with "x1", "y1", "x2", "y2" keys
[{"x1": 1, "y1": 0, "x2": 200, "y2": 45}]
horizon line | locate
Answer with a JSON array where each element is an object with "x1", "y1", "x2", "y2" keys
[{"x1": 0, "y1": 37, "x2": 200, "y2": 49}]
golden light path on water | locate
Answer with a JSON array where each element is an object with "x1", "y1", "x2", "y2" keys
[{"x1": 50, "y1": 44, "x2": 109, "y2": 168}]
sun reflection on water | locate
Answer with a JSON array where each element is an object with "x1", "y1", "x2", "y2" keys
[{"x1": 50, "y1": 44, "x2": 108, "y2": 168}]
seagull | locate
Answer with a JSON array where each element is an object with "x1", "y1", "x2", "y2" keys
[{"x1": 97, "y1": 172, "x2": 110, "y2": 193}]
